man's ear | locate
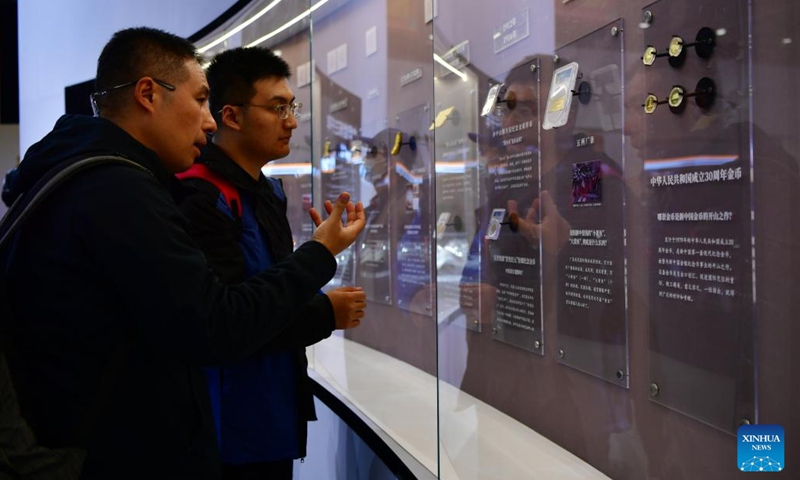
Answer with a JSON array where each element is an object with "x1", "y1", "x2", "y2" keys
[
  {"x1": 219, "y1": 105, "x2": 244, "y2": 131},
  {"x1": 133, "y1": 78, "x2": 158, "y2": 114}
]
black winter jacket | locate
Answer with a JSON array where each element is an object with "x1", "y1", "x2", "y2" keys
[{"x1": 1, "y1": 115, "x2": 335, "y2": 479}]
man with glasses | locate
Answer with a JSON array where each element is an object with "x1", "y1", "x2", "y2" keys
[
  {"x1": 177, "y1": 46, "x2": 366, "y2": 480},
  {"x1": 1, "y1": 27, "x2": 364, "y2": 480}
]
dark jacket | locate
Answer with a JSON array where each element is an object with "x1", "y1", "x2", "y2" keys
[
  {"x1": 178, "y1": 144, "x2": 335, "y2": 464},
  {"x1": 1, "y1": 115, "x2": 336, "y2": 480}
]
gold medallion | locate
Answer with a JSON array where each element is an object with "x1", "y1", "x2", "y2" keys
[
  {"x1": 643, "y1": 94, "x2": 659, "y2": 114},
  {"x1": 668, "y1": 36, "x2": 684, "y2": 58},
  {"x1": 642, "y1": 46, "x2": 657, "y2": 66},
  {"x1": 668, "y1": 86, "x2": 685, "y2": 108}
]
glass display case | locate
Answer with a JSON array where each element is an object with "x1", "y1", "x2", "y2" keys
[{"x1": 194, "y1": 0, "x2": 800, "y2": 478}]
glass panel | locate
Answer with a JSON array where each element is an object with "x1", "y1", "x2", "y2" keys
[
  {"x1": 317, "y1": 69, "x2": 362, "y2": 289},
  {"x1": 308, "y1": 0, "x2": 441, "y2": 476},
  {"x1": 355, "y1": 138, "x2": 393, "y2": 305},
  {"x1": 392, "y1": 103, "x2": 435, "y2": 315},
  {"x1": 641, "y1": 0, "x2": 754, "y2": 434},
  {"x1": 434, "y1": 1, "x2": 600, "y2": 478},
  {"x1": 551, "y1": 20, "x2": 629, "y2": 387},
  {"x1": 189, "y1": 0, "x2": 800, "y2": 478},
  {"x1": 433, "y1": 69, "x2": 481, "y2": 333},
  {"x1": 750, "y1": 1, "x2": 800, "y2": 474},
  {"x1": 482, "y1": 59, "x2": 544, "y2": 354}
]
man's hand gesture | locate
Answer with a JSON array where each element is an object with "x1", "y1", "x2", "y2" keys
[{"x1": 310, "y1": 192, "x2": 366, "y2": 255}]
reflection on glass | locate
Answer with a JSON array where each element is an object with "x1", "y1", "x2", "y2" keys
[{"x1": 188, "y1": 0, "x2": 800, "y2": 477}]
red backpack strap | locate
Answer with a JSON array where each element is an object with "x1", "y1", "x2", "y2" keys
[{"x1": 177, "y1": 164, "x2": 241, "y2": 218}]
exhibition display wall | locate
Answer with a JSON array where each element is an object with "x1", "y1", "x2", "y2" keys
[{"x1": 194, "y1": 1, "x2": 799, "y2": 478}]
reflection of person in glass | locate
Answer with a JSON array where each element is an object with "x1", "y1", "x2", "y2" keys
[
  {"x1": 353, "y1": 128, "x2": 432, "y2": 314},
  {"x1": 455, "y1": 57, "x2": 572, "y2": 398},
  {"x1": 447, "y1": 57, "x2": 574, "y2": 478},
  {"x1": 458, "y1": 61, "x2": 570, "y2": 332},
  {"x1": 354, "y1": 137, "x2": 392, "y2": 303}
]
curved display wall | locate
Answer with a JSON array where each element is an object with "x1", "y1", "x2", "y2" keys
[{"x1": 193, "y1": 1, "x2": 800, "y2": 478}]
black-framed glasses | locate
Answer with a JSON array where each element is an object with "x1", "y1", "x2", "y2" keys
[
  {"x1": 89, "y1": 78, "x2": 176, "y2": 117},
  {"x1": 227, "y1": 102, "x2": 302, "y2": 120}
]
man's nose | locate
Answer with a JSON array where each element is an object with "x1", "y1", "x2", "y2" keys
[
  {"x1": 285, "y1": 113, "x2": 298, "y2": 129},
  {"x1": 203, "y1": 105, "x2": 217, "y2": 134}
]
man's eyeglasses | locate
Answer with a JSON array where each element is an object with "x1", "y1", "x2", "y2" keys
[
  {"x1": 227, "y1": 102, "x2": 302, "y2": 120},
  {"x1": 89, "y1": 78, "x2": 176, "y2": 117}
]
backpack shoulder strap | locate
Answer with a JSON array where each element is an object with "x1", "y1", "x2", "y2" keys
[
  {"x1": 177, "y1": 163, "x2": 242, "y2": 218},
  {"x1": 0, "y1": 155, "x2": 148, "y2": 252}
]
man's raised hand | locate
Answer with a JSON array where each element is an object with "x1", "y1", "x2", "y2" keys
[{"x1": 309, "y1": 192, "x2": 366, "y2": 255}]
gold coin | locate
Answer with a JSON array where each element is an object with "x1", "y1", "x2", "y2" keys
[
  {"x1": 668, "y1": 86, "x2": 684, "y2": 108},
  {"x1": 668, "y1": 36, "x2": 684, "y2": 57},
  {"x1": 642, "y1": 46, "x2": 657, "y2": 66},
  {"x1": 391, "y1": 132, "x2": 403, "y2": 155},
  {"x1": 643, "y1": 94, "x2": 658, "y2": 114}
]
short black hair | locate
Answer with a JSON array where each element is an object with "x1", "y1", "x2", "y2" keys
[
  {"x1": 94, "y1": 27, "x2": 200, "y2": 116},
  {"x1": 206, "y1": 47, "x2": 291, "y2": 120}
]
